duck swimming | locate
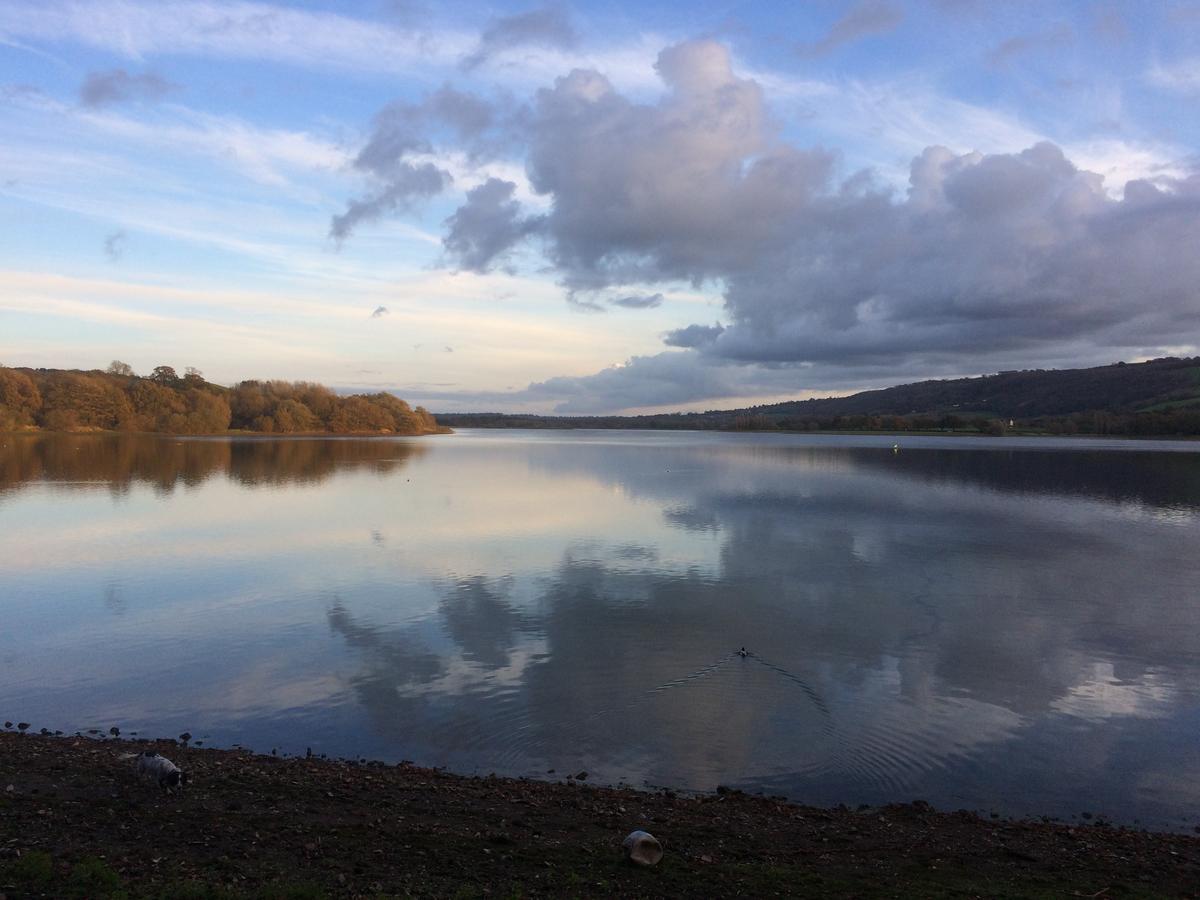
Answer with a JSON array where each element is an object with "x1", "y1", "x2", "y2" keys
[{"x1": 738, "y1": 647, "x2": 748, "y2": 658}]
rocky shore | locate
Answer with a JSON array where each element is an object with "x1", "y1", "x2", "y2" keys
[{"x1": 1, "y1": 732, "x2": 1198, "y2": 898}]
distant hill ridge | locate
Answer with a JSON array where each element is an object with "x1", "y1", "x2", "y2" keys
[
  {"x1": 748, "y1": 356, "x2": 1200, "y2": 419},
  {"x1": 437, "y1": 357, "x2": 1200, "y2": 436}
]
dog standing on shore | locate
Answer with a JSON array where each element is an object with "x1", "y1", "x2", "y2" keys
[{"x1": 133, "y1": 750, "x2": 188, "y2": 792}]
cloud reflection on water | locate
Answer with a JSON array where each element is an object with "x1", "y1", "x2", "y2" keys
[
  {"x1": 318, "y1": 435, "x2": 1200, "y2": 823},
  {"x1": 4, "y1": 432, "x2": 1200, "y2": 827}
]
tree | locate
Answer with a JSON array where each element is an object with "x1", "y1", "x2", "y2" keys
[
  {"x1": 150, "y1": 365, "x2": 179, "y2": 385},
  {"x1": 0, "y1": 367, "x2": 42, "y2": 429},
  {"x1": 328, "y1": 396, "x2": 394, "y2": 433},
  {"x1": 38, "y1": 372, "x2": 133, "y2": 431},
  {"x1": 272, "y1": 398, "x2": 320, "y2": 433},
  {"x1": 129, "y1": 380, "x2": 186, "y2": 432},
  {"x1": 106, "y1": 360, "x2": 135, "y2": 377}
]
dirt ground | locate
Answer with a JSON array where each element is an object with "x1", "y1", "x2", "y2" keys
[{"x1": 1, "y1": 731, "x2": 1198, "y2": 898}]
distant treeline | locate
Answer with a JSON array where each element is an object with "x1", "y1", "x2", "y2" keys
[
  {"x1": 0, "y1": 363, "x2": 445, "y2": 436},
  {"x1": 439, "y1": 356, "x2": 1200, "y2": 437},
  {"x1": 440, "y1": 408, "x2": 1200, "y2": 437}
]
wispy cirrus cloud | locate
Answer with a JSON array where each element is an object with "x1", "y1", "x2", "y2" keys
[
  {"x1": 0, "y1": 0, "x2": 470, "y2": 72},
  {"x1": 0, "y1": 0, "x2": 662, "y2": 91}
]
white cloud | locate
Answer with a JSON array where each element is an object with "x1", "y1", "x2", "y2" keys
[
  {"x1": 0, "y1": 0, "x2": 471, "y2": 73},
  {"x1": 1146, "y1": 58, "x2": 1200, "y2": 94},
  {"x1": 77, "y1": 105, "x2": 350, "y2": 187},
  {"x1": 0, "y1": 0, "x2": 664, "y2": 91}
]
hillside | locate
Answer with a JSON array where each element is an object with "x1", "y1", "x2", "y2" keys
[
  {"x1": 437, "y1": 357, "x2": 1200, "y2": 436},
  {"x1": 750, "y1": 357, "x2": 1200, "y2": 420}
]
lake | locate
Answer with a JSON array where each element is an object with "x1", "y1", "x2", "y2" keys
[{"x1": 3, "y1": 430, "x2": 1200, "y2": 830}]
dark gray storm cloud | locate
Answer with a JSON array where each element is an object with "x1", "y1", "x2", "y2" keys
[
  {"x1": 80, "y1": 69, "x2": 177, "y2": 106},
  {"x1": 461, "y1": 6, "x2": 577, "y2": 71},
  {"x1": 797, "y1": 1, "x2": 904, "y2": 58}
]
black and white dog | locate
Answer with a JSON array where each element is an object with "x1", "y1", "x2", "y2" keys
[{"x1": 133, "y1": 750, "x2": 189, "y2": 792}]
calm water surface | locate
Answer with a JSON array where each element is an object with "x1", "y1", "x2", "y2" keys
[{"x1": 3, "y1": 430, "x2": 1200, "y2": 829}]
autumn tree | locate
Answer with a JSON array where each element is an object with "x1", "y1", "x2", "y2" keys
[
  {"x1": 128, "y1": 380, "x2": 186, "y2": 432},
  {"x1": 38, "y1": 372, "x2": 133, "y2": 431},
  {"x1": 271, "y1": 398, "x2": 320, "y2": 433},
  {"x1": 328, "y1": 396, "x2": 395, "y2": 433},
  {"x1": 0, "y1": 367, "x2": 42, "y2": 429},
  {"x1": 150, "y1": 365, "x2": 179, "y2": 386}
]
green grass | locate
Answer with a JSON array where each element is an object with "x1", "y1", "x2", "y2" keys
[{"x1": 1137, "y1": 395, "x2": 1200, "y2": 412}]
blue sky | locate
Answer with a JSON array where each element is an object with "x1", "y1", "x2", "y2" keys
[{"x1": 2, "y1": 1, "x2": 1199, "y2": 414}]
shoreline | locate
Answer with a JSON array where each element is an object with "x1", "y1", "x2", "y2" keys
[
  {"x1": 2, "y1": 733, "x2": 1199, "y2": 898},
  {"x1": 5, "y1": 425, "x2": 1200, "y2": 444}
]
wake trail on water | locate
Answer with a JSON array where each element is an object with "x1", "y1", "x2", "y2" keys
[
  {"x1": 742, "y1": 652, "x2": 834, "y2": 733},
  {"x1": 490, "y1": 649, "x2": 837, "y2": 771}
]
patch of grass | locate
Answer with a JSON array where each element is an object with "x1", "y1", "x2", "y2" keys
[
  {"x1": 159, "y1": 883, "x2": 329, "y2": 900},
  {"x1": 251, "y1": 884, "x2": 328, "y2": 900},
  {"x1": 67, "y1": 856, "x2": 127, "y2": 898},
  {"x1": 1137, "y1": 395, "x2": 1200, "y2": 412},
  {"x1": 158, "y1": 884, "x2": 232, "y2": 900},
  {"x1": 6, "y1": 848, "x2": 55, "y2": 886}
]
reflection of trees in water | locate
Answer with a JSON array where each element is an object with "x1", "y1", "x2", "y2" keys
[
  {"x1": 522, "y1": 440, "x2": 1200, "y2": 513},
  {"x1": 857, "y1": 447, "x2": 1200, "y2": 511},
  {"x1": 0, "y1": 434, "x2": 426, "y2": 495},
  {"x1": 226, "y1": 438, "x2": 422, "y2": 487}
]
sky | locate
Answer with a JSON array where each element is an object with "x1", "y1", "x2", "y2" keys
[{"x1": 1, "y1": 1, "x2": 1199, "y2": 415}]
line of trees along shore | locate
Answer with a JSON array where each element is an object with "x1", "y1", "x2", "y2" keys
[{"x1": 0, "y1": 363, "x2": 443, "y2": 436}]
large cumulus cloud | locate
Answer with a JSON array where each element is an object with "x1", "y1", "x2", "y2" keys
[{"x1": 338, "y1": 38, "x2": 1200, "y2": 413}]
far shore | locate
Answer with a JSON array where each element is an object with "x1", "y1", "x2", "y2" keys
[
  {"x1": 5, "y1": 425, "x2": 1200, "y2": 441},
  {"x1": 2, "y1": 731, "x2": 1198, "y2": 898},
  {"x1": 0, "y1": 426, "x2": 452, "y2": 437}
]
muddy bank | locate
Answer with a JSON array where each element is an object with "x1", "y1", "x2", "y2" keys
[{"x1": 1, "y1": 732, "x2": 1198, "y2": 898}]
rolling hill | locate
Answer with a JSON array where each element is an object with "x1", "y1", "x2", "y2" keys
[{"x1": 436, "y1": 356, "x2": 1200, "y2": 435}]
